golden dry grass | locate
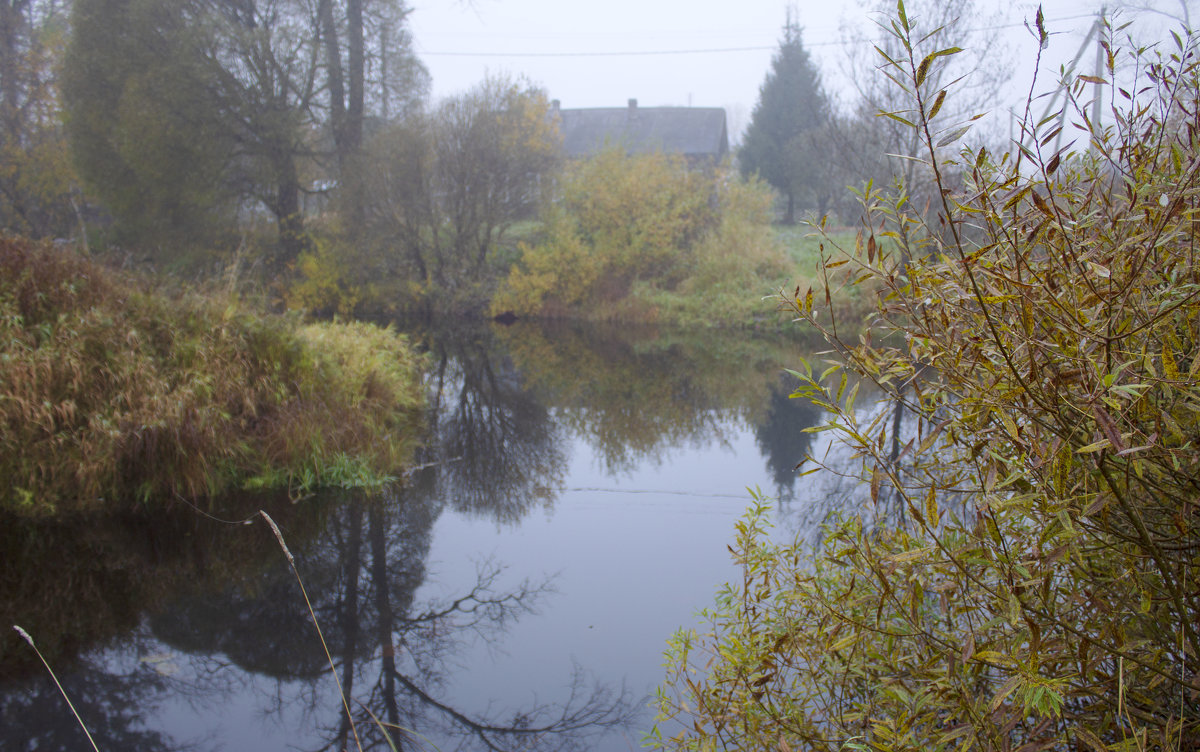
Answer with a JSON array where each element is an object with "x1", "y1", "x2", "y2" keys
[{"x1": 0, "y1": 236, "x2": 424, "y2": 515}]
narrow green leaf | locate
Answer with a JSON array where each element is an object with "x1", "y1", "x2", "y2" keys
[
  {"x1": 1075, "y1": 727, "x2": 1107, "y2": 752},
  {"x1": 927, "y1": 89, "x2": 947, "y2": 119},
  {"x1": 991, "y1": 674, "x2": 1022, "y2": 712},
  {"x1": 916, "y1": 57, "x2": 931, "y2": 88},
  {"x1": 937, "y1": 124, "x2": 971, "y2": 147},
  {"x1": 1076, "y1": 439, "x2": 1112, "y2": 453},
  {"x1": 879, "y1": 110, "x2": 917, "y2": 128},
  {"x1": 930, "y1": 46, "x2": 963, "y2": 60},
  {"x1": 885, "y1": 547, "x2": 931, "y2": 564}
]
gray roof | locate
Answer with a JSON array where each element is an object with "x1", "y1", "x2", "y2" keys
[{"x1": 554, "y1": 100, "x2": 728, "y2": 160}]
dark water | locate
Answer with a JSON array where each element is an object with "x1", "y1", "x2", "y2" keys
[{"x1": 0, "y1": 320, "x2": 854, "y2": 751}]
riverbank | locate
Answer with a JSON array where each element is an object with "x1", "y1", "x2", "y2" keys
[
  {"x1": 0, "y1": 237, "x2": 425, "y2": 516},
  {"x1": 628, "y1": 224, "x2": 871, "y2": 331}
]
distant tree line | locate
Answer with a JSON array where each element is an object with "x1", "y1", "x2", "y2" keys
[
  {"x1": 2, "y1": 0, "x2": 1024, "y2": 314},
  {"x1": 0, "y1": 0, "x2": 562, "y2": 312},
  {"x1": 0, "y1": 0, "x2": 78, "y2": 240}
]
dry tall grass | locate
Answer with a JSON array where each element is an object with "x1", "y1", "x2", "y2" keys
[{"x1": 0, "y1": 236, "x2": 424, "y2": 515}]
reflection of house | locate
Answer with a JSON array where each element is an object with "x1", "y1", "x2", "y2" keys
[{"x1": 551, "y1": 99, "x2": 728, "y2": 165}]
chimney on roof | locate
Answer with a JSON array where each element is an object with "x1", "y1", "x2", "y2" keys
[
  {"x1": 628, "y1": 98, "x2": 637, "y2": 119},
  {"x1": 551, "y1": 99, "x2": 560, "y2": 113}
]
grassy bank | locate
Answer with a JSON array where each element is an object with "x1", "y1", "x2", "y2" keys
[
  {"x1": 611, "y1": 224, "x2": 868, "y2": 330},
  {"x1": 0, "y1": 236, "x2": 424, "y2": 516}
]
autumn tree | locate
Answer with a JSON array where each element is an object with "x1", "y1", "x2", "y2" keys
[
  {"x1": 62, "y1": 0, "x2": 425, "y2": 266},
  {"x1": 318, "y1": 0, "x2": 427, "y2": 233},
  {"x1": 368, "y1": 78, "x2": 560, "y2": 289},
  {"x1": 491, "y1": 147, "x2": 792, "y2": 323},
  {"x1": 739, "y1": 13, "x2": 831, "y2": 223},
  {"x1": 287, "y1": 76, "x2": 559, "y2": 315},
  {"x1": 63, "y1": 0, "x2": 308, "y2": 259},
  {"x1": 0, "y1": 0, "x2": 80, "y2": 239},
  {"x1": 427, "y1": 78, "x2": 561, "y2": 275}
]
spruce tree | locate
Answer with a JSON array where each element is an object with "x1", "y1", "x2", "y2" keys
[{"x1": 739, "y1": 15, "x2": 830, "y2": 224}]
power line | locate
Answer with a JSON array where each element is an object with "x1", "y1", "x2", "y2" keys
[
  {"x1": 416, "y1": 13, "x2": 1099, "y2": 58},
  {"x1": 421, "y1": 45, "x2": 775, "y2": 57}
]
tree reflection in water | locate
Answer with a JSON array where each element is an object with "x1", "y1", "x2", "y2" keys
[
  {"x1": 493, "y1": 321, "x2": 803, "y2": 475},
  {"x1": 753, "y1": 371, "x2": 822, "y2": 502},
  {"x1": 149, "y1": 484, "x2": 635, "y2": 751},
  {"x1": 1, "y1": 319, "x2": 842, "y2": 750},
  {"x1": 0, "y1": 658, "x2": 174, "y2": 751},
  {"x1": 421, "y1": 327, "x2": 567, "y2": 523}
]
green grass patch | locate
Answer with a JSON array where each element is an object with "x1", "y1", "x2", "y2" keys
[
  {"x1": 0, "y1": 236, "x2": 425, "y2": 516},
  {"x1": 774, "y1": 223, "x2": 879, "y2": 324}
]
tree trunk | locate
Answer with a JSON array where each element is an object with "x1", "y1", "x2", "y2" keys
[
  {"x1": 343, "y1": 0, "x2": 365, "y2": 229},
  {"x1": 347, "y1": 0, "x2": 363, "y2": 153},
  {"x1": 0, "y1": 1, "x2": 26, "y2": 135},
  {"x1": 321, "y1": 0, "x2": 366, "y2": 231},
  {"x1": 318, "y1": 0, "x2": 345, "y2": 148},
  {"x1": 274, "y1": 154, "x2": 307, "y2": 268}
]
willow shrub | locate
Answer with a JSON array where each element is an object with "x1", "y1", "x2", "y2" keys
[
  {"x1": 0, "y1": 237, "x2": 424, "y2": 515},
  {"x1": 654, "y1": 9, "x2": 1200, "y2": 752},
  {"x1": 491, "y1": 148, "x2": 792, "y2": 325}
]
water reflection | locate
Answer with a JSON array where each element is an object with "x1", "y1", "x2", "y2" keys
[
  {"x1": 421, "y1": 327, "x2": 565, "y2": 522},
  {"x1": 1, "y1": 319, "x2": 832, "y2": 751},
  {"x1": 0, "y1": 659, "x2": 172, "y2": 751},
  {"x1": 755, "y1": 372, "x2": 822, "y2": 501},
  {"x1": 0, "y1": 492, "x2": 325, "y2": 751},
  {"x1": 0, "y1": 492, "x2": 326, "y2": 678},
  {"x1": 493, "y1": 320, "x2": 801, "y2": 473},
  {"x1": 150, "y1": 490, "x2": 636, "y2": 751}
]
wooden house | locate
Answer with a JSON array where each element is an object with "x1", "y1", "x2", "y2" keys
[{"x1": 551, "y1": 99, "x2": 729, "y2": 166}]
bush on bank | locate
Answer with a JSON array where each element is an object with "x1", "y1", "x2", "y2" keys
[
  {"x1": 0, "y1": 236, "x2": 424, "y2": 515},
  {"x1": 491, "y1": 149, "x2": 797, "y2": 328},
  {"x1": 654, "y1": 11, "x2": 1200, "y2": 752}
]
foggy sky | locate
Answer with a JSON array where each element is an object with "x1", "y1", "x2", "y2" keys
[{"x1": 405, "y1": 0, "x2": 1177, "y2": 140}]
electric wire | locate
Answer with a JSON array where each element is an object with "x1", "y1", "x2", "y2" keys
[{"x1": 415, "y1": 13, "x2": 1099, "y2": 58}]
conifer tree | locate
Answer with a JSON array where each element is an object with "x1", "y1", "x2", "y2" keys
[{"x1": 739, "y1": 12, "x2": 830, "y2": 223}]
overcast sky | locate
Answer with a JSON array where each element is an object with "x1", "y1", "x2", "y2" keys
[{"x1": 406, "y1": 0, "x2": 1194, "y2": 140}]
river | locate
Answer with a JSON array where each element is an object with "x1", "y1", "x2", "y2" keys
[{"x1": 0, "y1": 319, "x2": 862, "y2": 751}]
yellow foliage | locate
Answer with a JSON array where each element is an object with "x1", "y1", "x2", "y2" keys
[
  {"x1": 494, "y1": 150, "x2": 788, "y2": 321},
  {"x1": 656, "y1": 16, "x2": 1200, "y2": 752},
  {"x1": 286, "y1": 234, "x2": 363, "y2": 317}
]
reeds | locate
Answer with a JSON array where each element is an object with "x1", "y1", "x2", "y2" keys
[{"x1": 12, "y1": 625, "x2": 100, "y2": 752}]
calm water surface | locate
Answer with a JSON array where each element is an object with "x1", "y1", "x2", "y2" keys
[{"x1": 0, "y1": 320, "x2": 858, "y2": 751}]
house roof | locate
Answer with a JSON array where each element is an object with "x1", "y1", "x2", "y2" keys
[{"x1": 553, "y1": 100, "x2": 728, "y2": 160}]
